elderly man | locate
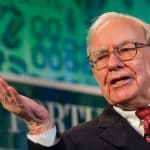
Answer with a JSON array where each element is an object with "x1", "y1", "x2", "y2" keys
[{"x1": 1, "y1": 12, "x2": 150, "y2": 149}]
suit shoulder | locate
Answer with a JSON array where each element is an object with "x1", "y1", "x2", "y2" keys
[
  {"x1": 60, "y1": 114, "x2": 108, "y2": 149},
  {"x1": 61, "y1": 116, "x2": 102, "y2": 140},
  {"x1": 61, "y1": 106, "x2": 119, "y2": 139},
  {"x1": 70, "y1": 117, "x2": 98, "y2": 131}
]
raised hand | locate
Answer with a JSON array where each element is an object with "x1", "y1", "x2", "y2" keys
[{"x1": 0, "y1": 77, "x2": 52, "y2": 135}]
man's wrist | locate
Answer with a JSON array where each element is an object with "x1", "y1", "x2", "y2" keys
[
  {"x1": 27, "y1": 126, "x2": 57, "y2": 147},
  {"x1": 27, "y1": 120, "x2": 52, "y2": 135}
]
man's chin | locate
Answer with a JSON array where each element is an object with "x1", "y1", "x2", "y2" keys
[
  {"x1": 109, "y1": 95, "x2": 135, "y2": 106},
  {"x1": 111, "y1": 96, "x2": 142, "y2": 110}
]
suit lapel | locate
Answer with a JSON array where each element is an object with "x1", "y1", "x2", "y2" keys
[{"x1": 98, "y1": 106, "x2": 150, "y2": 150}]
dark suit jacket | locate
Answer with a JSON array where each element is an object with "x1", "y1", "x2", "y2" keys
[{"x1": 28, "y1": 106, "x2": 150, "y2": 150}]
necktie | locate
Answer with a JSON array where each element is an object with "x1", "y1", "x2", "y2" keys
[{"x1": 135, "y1": 106, "x2": 150, "y2": 143}]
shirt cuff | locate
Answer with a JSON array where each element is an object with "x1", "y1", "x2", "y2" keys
[{"x1": 27, "y1": 126, "x2": 56, "y2": 147}]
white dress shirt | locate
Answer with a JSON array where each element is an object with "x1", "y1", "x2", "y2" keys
[
  {"x1": 113, "y1": 106, "x2": 144, "y2": 136},
  {"x1": 27, "y1": 106, "x2": 144, "y2": 147}
]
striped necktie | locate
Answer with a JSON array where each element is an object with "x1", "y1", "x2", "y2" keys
[{"x1": 135, "y1": 106, "x2": 150, "y2": 143}]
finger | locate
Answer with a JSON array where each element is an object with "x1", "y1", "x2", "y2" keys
[
  {"x1": 0, "y1": 85, "x2": 7, "y2": 103},
  {"x1": 0, "y1": 86, "x2": 20, "y2": 114},
  {"x1": 0, "y1": 77, "x2": 18, "y2": 103},
  {"x1": 0, "y1": 82, "x2": 20, "y2": 105},
  {"x1": 6, "y1": 86, "x2": 18, "y2": 97},
  {"x1": 0, "y1": 77, "x2": 9, "y2": 96},
  {"x1": 0, "y1": 84, "x2": 16, "y2": 106},
  {"x1": 0, "y1": 85, "x2": 7, "y2": 95},
  {"x1": 0, "y1": 77, "x2": 9, "y2": 88},
  {"x1": 5, "y1": 86, "x2": 18, "y2": 104}
]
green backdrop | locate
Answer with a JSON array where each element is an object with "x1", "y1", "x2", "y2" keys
[{"x1": 0, "y1": 0, "x2": 150, "y2": 86}]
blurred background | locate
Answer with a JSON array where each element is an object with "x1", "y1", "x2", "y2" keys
[{"x1": 0, "y1": 0, "x2": 150, "y2": 149}]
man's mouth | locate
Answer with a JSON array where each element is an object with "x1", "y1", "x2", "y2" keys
[{"x1": 110, "y1": 76, "x2": 132, "y2": 87}]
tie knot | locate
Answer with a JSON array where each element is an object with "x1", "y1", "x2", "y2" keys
[{"x1": 135, "y1": 106, "x2": 150, "y2": 120}]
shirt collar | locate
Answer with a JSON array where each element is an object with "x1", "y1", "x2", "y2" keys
[{"x1": 113, "y1": 106, "x2": 141, "y2": 126}]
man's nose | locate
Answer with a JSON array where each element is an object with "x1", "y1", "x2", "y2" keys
[{"x1": 107, "y1": 53, "x2": 124, "y2": 71}]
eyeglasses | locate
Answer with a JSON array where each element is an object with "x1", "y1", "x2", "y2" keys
[{"x1": 87, "y1": 42, "x2": 150, "y2": 70}]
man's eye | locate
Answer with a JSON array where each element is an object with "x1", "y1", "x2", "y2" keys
[
  {"x1": 96, "y1": 53, "x2": 108, "y2": 60},
  {"x1": 119, "y1": 47, "x2": 135, "y2": 52},
  {"x1": 118, "y1": 42, "x2": 136, "y2": 52}
]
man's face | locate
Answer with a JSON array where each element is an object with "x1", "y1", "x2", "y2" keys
[{"x1": 89, "y1": 18, "x2": 150, "y2": 109}]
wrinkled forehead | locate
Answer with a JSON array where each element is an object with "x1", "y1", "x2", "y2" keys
[{"x1": 88, "y1": 17, "x2": 146, "y2": 53}]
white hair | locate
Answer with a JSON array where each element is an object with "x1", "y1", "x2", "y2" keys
[{"x1": 87, "y1": 12, "x2": 150, "y2": 55}]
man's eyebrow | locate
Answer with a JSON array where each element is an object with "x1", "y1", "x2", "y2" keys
[
  {"x1": 115, "y1": 40, "x2": 135, "y2": 47},
  {"x1": 97, "y1": 48, "x2": 108, "y2": 52},
  {"x1": 89, "y1": 48, "x2": 108, "y2": 54},
  {"x1": 89, "y1": 40, "x2": 135, "y2": 54}
]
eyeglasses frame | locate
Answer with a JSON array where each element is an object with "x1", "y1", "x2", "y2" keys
[{"x1": 87, "y1": 42, "x2": 150, "y2": 70}]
